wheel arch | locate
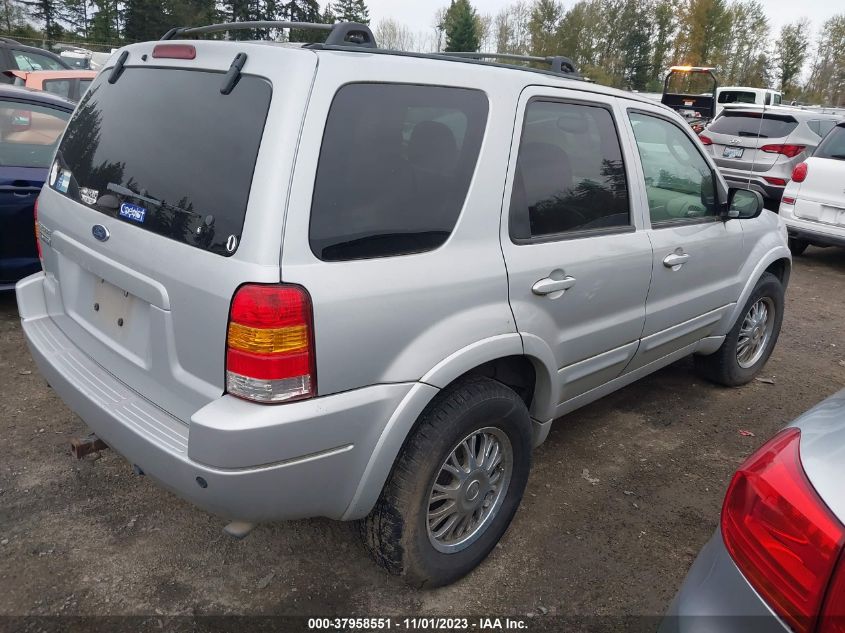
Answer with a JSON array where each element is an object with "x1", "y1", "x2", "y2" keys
[{"x1": 720, "y1": 248, "x2": 791, "y2": 334}]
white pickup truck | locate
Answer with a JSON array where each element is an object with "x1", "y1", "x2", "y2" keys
[{"x1": 716, "y1": 86, "x2": 783, "y2": 116}]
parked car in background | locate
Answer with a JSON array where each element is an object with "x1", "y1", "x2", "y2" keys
[
  {"x1": 780, "y1": 121, "x2": 845, "y2": 255},
  {"x1": 660, "y1": 388, "x2": 845, "y2": 633},
  {"x1": 5, "y1": 69, "x2": 97, "y2": 102},
  {"x1": 0, "y1": 85, "x2": 73, "y2": 290},
  {"x1": 59, "y1": 47, "x2": 93, "y2": 69},
  {"x1": 715, "y1": 86, "x2": 782, "y2": 116},
  {"x1": 700, "y1": 106, "x2": 844, "y2": 208},
  {"x1": 0, "y1": 37, "x2": 70, "y2": 79},
  {"x1": 16, "y1": 22, "x2": 790, "y2": 588}
]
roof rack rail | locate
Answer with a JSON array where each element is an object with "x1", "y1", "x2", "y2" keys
[
  {"x1": 160, "y1": 20, "x2": 377, "y2": 48},
  {"x1": 438, "y1": 52, "x2": 580, "y2": 77}
]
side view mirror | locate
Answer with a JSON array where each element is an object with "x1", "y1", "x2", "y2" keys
[{"x1": 724, "y1": 188, "x2": 764, "y2": 220}]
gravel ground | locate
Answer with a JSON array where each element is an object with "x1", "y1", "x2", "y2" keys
[{"x1": 1, "y1": 247, "x2": 843, "y2": 626}]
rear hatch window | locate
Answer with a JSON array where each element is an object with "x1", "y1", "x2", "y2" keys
[
  {"x1": 708, "y1": 111, "x2": 798, "y2": 139},
  {"x1": 53, "y1": 67, "x2": 271, "y2": 256}
]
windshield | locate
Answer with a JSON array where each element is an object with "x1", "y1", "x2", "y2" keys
[{"x1": 53, "y1": 67, "x2": 271, "y2": 256}]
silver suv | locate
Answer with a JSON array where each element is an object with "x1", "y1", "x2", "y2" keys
[
  {"x1": 700, "y1": 105, "x2": 843, "y2": 206},
  {"x1": 16, "y1": 21, "x2": 791, "y2": 587}
]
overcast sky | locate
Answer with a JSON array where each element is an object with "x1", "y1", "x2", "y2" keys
[{"x1": 364, "y1": 0, "x2": 839, "y2": 44}]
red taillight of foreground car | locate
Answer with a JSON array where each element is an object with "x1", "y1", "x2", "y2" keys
[
  {"x1": 763, "y1": 176, "x2": 788, "y2": 186},
  {"x1": 698, "y1": 134, "x2": 713, "y2": 146},
  {"x1": 792, "y1": 162, "x2": 809, "y2": 183},
  {"x1": 722, "y1": 428, "x2": 845, "y2": 633},
  {"x1": 761, "y1": 144, "x2": 806, "y2": 158},
  {"x1": 225, "y1": 284, "x2": 316, "y2": 404},
  {"x1": 33, "y1": 196, "x2": 41, "y2": 261}
]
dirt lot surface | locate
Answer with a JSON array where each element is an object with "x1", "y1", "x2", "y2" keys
[{"x1": 1, "y1": 248, "x2": 844, "y2": 627}]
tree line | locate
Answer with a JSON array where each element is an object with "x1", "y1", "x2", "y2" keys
[{"x1": 3, "y1": 0, "x2": 843, "y2": 105}]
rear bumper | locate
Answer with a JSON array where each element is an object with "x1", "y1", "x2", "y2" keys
[
  {"x1": 781, "y1": 213, "x2": 845, "y2": 248},
  {"x1": 719, "y1": 169, "x2": 785, "y2": 201},
  {"x1": 659, "y1": 532, "x2": 790, "y2": 633},
  {"x1": 16, "y1": 272, "x2": 415, "y2": 522}
]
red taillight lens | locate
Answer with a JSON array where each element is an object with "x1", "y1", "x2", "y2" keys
[
  {"x1": 152, "y1": 44, "x2": 196, "y2": 59},
  {"x1": 761, "y1": 144, "x2": 806, "y2": 158},
  {"x1": 34, "y1": 196, "x2": 42, "y2": 260},
  {"x1": 792, "y1": 162, "x2": 809, "y2": 183},
  {"x1": 821, "y1": 553, "x2": 845, "y2": 633},
  {"x1": 722, "y1": 428, "x2": 845, "y2": 633},
  {"x1": 699, "y1": 134, "x2": 713, "y2": 145},
  {"x1": 225, "y1": 284, "x2": 315, "y2": 403},
  {"x1": 782, "y1": 196, "x2": 796, "y2": 205},
  {"x1": 763, "y1": 176, "x2": 788, "y2": 186}
]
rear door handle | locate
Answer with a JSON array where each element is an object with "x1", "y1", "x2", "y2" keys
[
  {"x1": 532, "y1": 275, "x2": 577, "y2": 296},
  {"x1": 663, "y1": 252, "x2": 690, "y2": 269}
]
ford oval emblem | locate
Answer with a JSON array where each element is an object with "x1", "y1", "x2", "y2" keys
[{"x1": 92, "y1": 224, "x2": 110, "y2": 242}]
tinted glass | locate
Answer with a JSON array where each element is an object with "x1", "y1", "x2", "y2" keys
[
  {"x1": 0, "y1": 101, "x2": 69, "y2": 168},
  {"x1": 310, "y1": 83, "x2": 488, "y2": 261},
  {"x1": 79, "y1": 79, "x2": 92, "y2": 95},
  {"x1": 12, "y1": 50, "x2": 65, "y2": 71},
  {"x1": 708, "y1": 111, "x2": 798, "y2": 139},
  {"x1": 55, "y1": 68, "x2": 271, "y2": 256},
  {"x1": 43, "y1": 79, "x2": 71, "y2": 99},
  {"x1": 807, "y1": 119, "x2": 837, "y2": 139},
  {"x1": 629, "y1": 112, "x2": 717, "y2": 224},
  {"x1": 509, "y1": 100, "x2": 629, "y2": 240},
  {"x1": 814, "y1": 125, "x2": 845, "y2": 161},
  {"x1": 718, "y1": 90, "x2": 756, "y2": 104}
]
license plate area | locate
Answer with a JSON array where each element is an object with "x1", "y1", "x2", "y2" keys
[
  {"x1": 93, "y1": 278, "x2": 134, "y2": 332},
  {"x1": 723, "y1": 146, "x2": 744, "y2": 159}
]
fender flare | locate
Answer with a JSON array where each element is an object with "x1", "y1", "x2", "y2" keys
[{"x1": 718, "y1": 245, "x2": 791, "y2": 335}]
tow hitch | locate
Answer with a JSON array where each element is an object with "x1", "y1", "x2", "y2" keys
[{"x1": 70, "y1": 433, "x2": 109, "y2": 459}]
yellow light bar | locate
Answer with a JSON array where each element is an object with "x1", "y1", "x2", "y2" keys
[{"x1": 227, "y1": 322, "x2": 308, "y2": 355}]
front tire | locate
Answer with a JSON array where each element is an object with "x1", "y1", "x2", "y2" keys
[
  {"x1": 694, "y1": 272, "x2": 784, "y2": 386},
  {"x1": 362, "y1": 376, "x2": 532, "y2": 588}
]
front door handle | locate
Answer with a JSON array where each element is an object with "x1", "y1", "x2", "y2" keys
[
  {"x1": 532, "y1": 275, "x2": 577, "y2": 296},
  {"x1": 663, "y1": 252, "x2": 690, "y2": 269}
]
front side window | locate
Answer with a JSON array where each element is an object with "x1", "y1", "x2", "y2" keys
[
  {"x1": 0, "y1": 101, "x2": 69, "y2": 168},
  {"x1": 12, "y1": 50, "x2": 64, "y2": 71},
  {"x1": 42, "y1": 79, "x2": 72, "y2": 99},
  {"x1": 629, "y1": 112, "x2": 717, "y2": 225},
  {"x1": 309, "y1": 83, "x2": 488, "y2": 261},
  {"x1": 509, "y1": 100, "x2": 630, "y2": 240}
]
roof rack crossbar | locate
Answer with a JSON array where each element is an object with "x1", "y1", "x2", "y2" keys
[
  {"x1": 160, "y1": 20, "x2": 377, "y2": 48},
  {"x1": 438, "y1": 51, "x2": 579, "y2": 76}
]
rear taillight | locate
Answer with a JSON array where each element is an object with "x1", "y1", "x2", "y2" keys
[
  {"x1": 792, "y1": 162, "x2": 809, "y2": 183},
  {"x1": 763, "y1": 176, "x2": 788, "y2": 186},
  {"x1": 722, "y1": 428, "x2": 845, "y2": 633},
  {"x1": 34, "y1": 196, "x2": 41, "y2": 261},
  {"x1": 699, "y1": 134, "x2": 713, "y2": 145},
  {"x1": 225, "y1": 284, "x2": 315, "y2": 404},
  {"x1": 761, "y1": 144, "x2": 806, "y2": 158}
]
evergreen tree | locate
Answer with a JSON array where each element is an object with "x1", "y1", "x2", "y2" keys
[
  {"x1": 320, "y1": 1, "x2": 335, "y2": 24},
  {"x1": 444, "y1": 0, "x2": 480, "y2": 52},
  {"x1": 62, "y1": 0, "x2": 90, "y2": 38},
  {"x1": 283, "y1": 0, "x2": 321, "y2": 42},
  {"x1": 18, "y1": 0, "x2": 63, "y2": 41},
  {"x1": 89, "y1": 0, "x2": 120, "y2": 41},
  {"x1": 124, "y1": 0, "x2": 168, "y2": 41},
  {"x1": 332, "y1": 0, "x2": 367, "y2": 24}
]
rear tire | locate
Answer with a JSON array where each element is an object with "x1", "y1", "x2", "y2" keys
[
  {"x1": 788, "y1": 237, "x2": 809, "y2": 256},
  {"x1": 362, "y1": 376, "x2": 532, "y2": 588},
  {"x1": 694, "y1": 272, "x2": 784, "y2": 386}
]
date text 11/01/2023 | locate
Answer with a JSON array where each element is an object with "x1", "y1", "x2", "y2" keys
[{"x1": 307, "y1": 618, "x2": 530, "y2": 630}]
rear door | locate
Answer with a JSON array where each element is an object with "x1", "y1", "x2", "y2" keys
[
  {"x1": 36, "y1": 43, "x2": 318, "y2": 422},
  {"x1": 623, "y1": 105, "x2": 744, "y2": 368},
  {"x1": 0, "y1": 98, "x2": 69, "y2": 286},
  {"x1": 501, "y1": 87, "x2": 653, "y2": 408}
]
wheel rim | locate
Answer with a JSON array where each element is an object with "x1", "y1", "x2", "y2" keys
[
  {"x1": 426, "y1": 426, "x2": 513, "y2": 554},
  {"x1": 736, "y1": 297, "x2": 775, "y2": 369}
]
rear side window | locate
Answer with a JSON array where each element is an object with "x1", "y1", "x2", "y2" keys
[
  {"x1": 509, "y1": 100, "x2": 630, "y2": 240},
  {"x1": 718, "y1": 91, "x2": 756, "y2": 105},
  {"x1": 708, "y1": 111, "x2": 798, "y2": 139},
  {"x1": 0, "y1": 101, "x2": 69, "y2": 168},
  {"x1": 55, "y1": 68, "x2": 271, "y2": 256},
  {"x1": 814, "y1": 125, "x2": 845, "y2": 161},
  {"x1": 42, "y1": 79, "x2": 71, "y2": 99},
  {"x1": 807, "y1": 119, "x2": 837, "y2": 139},
  {"x1": 309, "y1": 83, "x2": 488, "y2": 261}
]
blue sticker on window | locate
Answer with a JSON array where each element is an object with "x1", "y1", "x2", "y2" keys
[
  {"x1": 56, "y1": 170, "x2": 71, "y2": 193},
  {"x1": 119, "y1": 202, "x2": 146, "y2": 223}
]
